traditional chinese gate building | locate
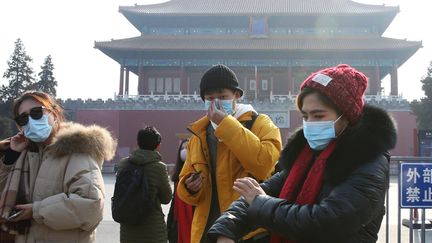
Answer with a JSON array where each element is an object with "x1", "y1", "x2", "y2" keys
[{"x1": 77, "y1": 0, "x2": 422, "y2": 170}]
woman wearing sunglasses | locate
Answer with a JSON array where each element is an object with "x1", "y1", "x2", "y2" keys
[{"x1": 0, "y1": 91, "x2": 117, "y2": 243}]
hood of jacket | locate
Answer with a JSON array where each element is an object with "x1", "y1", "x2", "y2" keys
[
  {"x1": 279, "y1": 105, "x2": 397, "y2": 184},
  {"x1": 233, "y1": 103, "x2": 257, "y2": 119},
  {"x1": 47, "y1": 122, "x2": 117, "y2": 165},
  {"x1": 129, "y1": 149, "x2": 162, "y2": 165}
]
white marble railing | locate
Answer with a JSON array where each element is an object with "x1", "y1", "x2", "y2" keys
[
  {"x1": 113, "y1": 93, "x2": 406, "y2": 104},
  {"x1": 116, "y1": 92, "x2": 202, "y2": 102}
]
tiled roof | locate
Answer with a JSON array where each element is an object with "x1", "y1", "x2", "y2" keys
[
  {"x1": 119, "y1": 0, "x2": 399, "y2": 16},
  {"x1": 95, "y1": 36, "x2": 421, "y2": 52}
]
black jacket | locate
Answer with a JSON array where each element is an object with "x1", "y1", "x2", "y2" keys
[{"x1": 208, "y1": 105, "x2": 397, "y2": 242}]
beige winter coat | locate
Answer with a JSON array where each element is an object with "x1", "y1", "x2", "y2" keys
[{"x1": 0, "y1": 122, "x2": 117, "y2": 243}]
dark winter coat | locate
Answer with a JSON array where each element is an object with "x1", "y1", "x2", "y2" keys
[
  {"x1": 117, "y1": 149, "x2": 172, "y2": 243},
  {"x1": 208, "y1": 105, "x2": 397, "y2": 243}
]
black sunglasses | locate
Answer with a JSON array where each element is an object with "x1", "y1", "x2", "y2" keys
[{"x1": 14, "y1": 106, "x2": 47, "y2": 126}]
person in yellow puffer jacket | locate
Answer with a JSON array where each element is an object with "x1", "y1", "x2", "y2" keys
[{"x1": 177, "y1": 64, "x2": 282, "y2": 243}]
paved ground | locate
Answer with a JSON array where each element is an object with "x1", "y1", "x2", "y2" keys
[{"x1": 96, "y1": 174, "x2": 432, "y2": 243}]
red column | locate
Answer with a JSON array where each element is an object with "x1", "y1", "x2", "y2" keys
[
  {"x1": 119, "y1": 66, "x2": 124, "y2": 96},
  {"x1": 270, "y1": 76, "x2": 274, "y2": 95},
  {"x1": 244, "y1": 77, "x2": 248, "y2": 99},
  {"x1": 180, "y1": 66, "x2": 187, "y2": 94},
  {"x1": 390, "y1": 67, "x2": 398, "y2": 96},
  {"x1": 288, "y1": 65, "x2": 294, "y2": 94},
  {"x1": 187, "y1": 77, "x2": 190, "y2": 94},
  {"x1": 371, "y1": 65, "x2": 381, "y2": 95},
  {"x1": 254, "y1": 66, "x2": 258, "y2": 99},
  {"x1": 125, "y1": 68, "x2": 130, "y2": 95},
  {"x1": 138, "y1": 62, "x2": 144, "y2": 95}
]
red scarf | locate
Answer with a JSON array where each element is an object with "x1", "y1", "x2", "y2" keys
[
  {"x1": 173, "y1": 182, "x2": 193, "y2": 243},
  {"x1": 270, "y1": 141, "x2": 337, "y2": 243}
]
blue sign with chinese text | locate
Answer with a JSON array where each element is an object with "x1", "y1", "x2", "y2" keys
[{"x1": 400, "y1": 162, "x2": 432, "y2": 208}]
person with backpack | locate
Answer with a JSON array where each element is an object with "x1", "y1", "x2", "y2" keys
[
  {"x1": 114, "y1": 126, "x2": 172, "y2": 243},
  {"x1": 176, "y1": 64, "x2": 282, "y2": 242},
  {"x1": 207, "y1": 64, "x2": 397, "y2": 243}
]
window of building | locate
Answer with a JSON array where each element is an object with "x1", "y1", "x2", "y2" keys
[
  {"x1": 261, "y1": 79, "x2": 268, "y2": 91},
  {"x1": 149, "y1": 76, "x2": 182, "y2": 93},
  {"x1": 250, "y1": 80, "x2": 256, "y2": 90},
  {"x1": 148, "y1": 78, "x2": 155, "y2": 93},
  {"x1": 173, "y1": 78, "x2": 181, "y2": 93},
  {"x1": 156, "y1": 78, "x2": 164, "y2": 93},
  {"x1": 165, "y1": 78, "x2": 172, "y2": 93}
]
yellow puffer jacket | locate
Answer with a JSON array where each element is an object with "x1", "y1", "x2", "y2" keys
[{"x1": 177, "y1": 111, "x2": 282, "y2": 243}]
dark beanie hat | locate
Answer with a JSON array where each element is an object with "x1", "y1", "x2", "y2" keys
[
  {"x1": 200, "y1": 64, "x2": 243, "y2": 100},
  {"x1": 300, "y1": 64, "x2": 368, "y2": 125}
]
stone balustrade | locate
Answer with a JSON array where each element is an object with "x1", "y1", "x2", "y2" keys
[{"x1": 59, "y1": 94, "x2": 411, "y2": 111}]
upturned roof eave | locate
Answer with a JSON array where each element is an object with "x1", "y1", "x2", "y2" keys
[
  {"x1": 119, "y1": 6, "x2": 399, "y2": 35},
  {"x1": 119, "y1": 9, "x2": 399, "y2": 17},
  {"x1": 118, "y1": 0, "x2": 400, "y2": 16},
  {"x1": 94, "y1": 44, "x2": 422, "y2": 53},
  {"x1": 94, "y1": 36, "x2": 422, "y2": 51}
]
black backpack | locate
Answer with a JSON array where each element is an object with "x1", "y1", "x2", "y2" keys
[{"x1": 111, "y1": 159, "x2": 154, "y2": 225}]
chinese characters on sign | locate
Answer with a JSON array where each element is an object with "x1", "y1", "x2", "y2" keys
[
  {"x1": 267, "y1": 112, "x2": 289, "y2": 128},
  {"x1": 400, "y1": 163, "x2": 432, "y2": 208}
]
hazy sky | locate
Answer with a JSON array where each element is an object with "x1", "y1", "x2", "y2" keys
[{"x1": 0, "y1": 0, "x2": 430, "y2": 101}]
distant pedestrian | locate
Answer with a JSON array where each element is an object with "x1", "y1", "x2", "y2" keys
[
  {"x1": 208, "y1": 64, "x2": 397, "y2": 243},
  {"x1": 167, "y1": 139, "x2": 193, "y2": 243},
  {"x1": 117, "y1": 126, "x2": 172, "y2": 243},
  {"x1": 0, "y1": 90, "x2": 116, "y2": 243}
]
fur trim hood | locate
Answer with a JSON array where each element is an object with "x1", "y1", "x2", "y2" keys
[
  {"x1": 279, "y1": 105, "x2": 397, "y2": 184},
  {"x1": 48, "y1": 122, "x2": 117, "y2": 164}
]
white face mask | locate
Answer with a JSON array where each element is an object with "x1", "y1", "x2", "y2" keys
[
  {"x1": 303, "y1": 115, "x2": 342, "y2": 150},
  {"x1": 204, "y1": 99, "x2": 235, "y2": 114},
  {"x1": 23, "y1": 114, "x2": 53, "y2": 142},
  {"x1": 180, "y1": 148, "x2": 187, "y2": 162}
]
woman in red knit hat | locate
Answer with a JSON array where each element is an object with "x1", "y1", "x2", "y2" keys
[{"x1": 207, "y1": 64, "x2": 397, "y2": 243}]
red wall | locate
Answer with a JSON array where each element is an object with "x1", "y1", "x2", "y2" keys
[
  {"x1": 75, "y1": 109, "x2": 417, "y2": 169},
  {"x1": 388, "y1": 110, "x2": 417, "y2": 156},
  {"x1": 76, "y1": 110, "x2": 203, "y2": 167}
]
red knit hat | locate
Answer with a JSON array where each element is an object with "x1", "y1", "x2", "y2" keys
[{"x1": 300, "y1": 64, "x2": 368, "y2": 124}]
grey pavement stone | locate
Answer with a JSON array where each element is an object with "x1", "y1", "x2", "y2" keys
[{"x1": 97, "y1": 174, "x2": 432, "y2": 243}]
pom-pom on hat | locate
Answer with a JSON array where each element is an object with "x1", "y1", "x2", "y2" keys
[
  {"x1": 200, "y1": 64, "x2": 243, "y2": 100},
  {"x1": 300, "y1": 64, "x2": 368, "y2": 125}
]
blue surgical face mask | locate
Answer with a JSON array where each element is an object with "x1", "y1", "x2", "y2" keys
[
  {"x1": 303, "y1": 115, "x2": 342, "y2": 150},
  {"x1": 204, "y1": 99, "x2": 235, "y2": 114},
  {"x1": 23, "y1": 114, "x2": 53, "y2": 142}
]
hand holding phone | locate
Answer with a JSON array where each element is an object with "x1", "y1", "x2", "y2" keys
[
  {"x1": 185, "y1": 171, "x2": 203, "y2": 194},
  {"x1": 191, "y1": 171, "x2": 202, "y2": 181},
  {"x1": 7, "y1": 208, "x2": 23, "y2": 221}
]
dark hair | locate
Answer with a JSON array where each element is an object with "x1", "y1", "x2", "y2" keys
[
  {"x1": 137, "y1": 126, "x2": 161, "y2": 150},
  {"x1": 13, "y1": 90, "x2": 65, "y2": 124},
  {"x1": 296, "y1": 87, "x2": 341, "y2": 115},
  {"x1": 171, "y1": 139, "x2": 188, "y2": 182}
]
